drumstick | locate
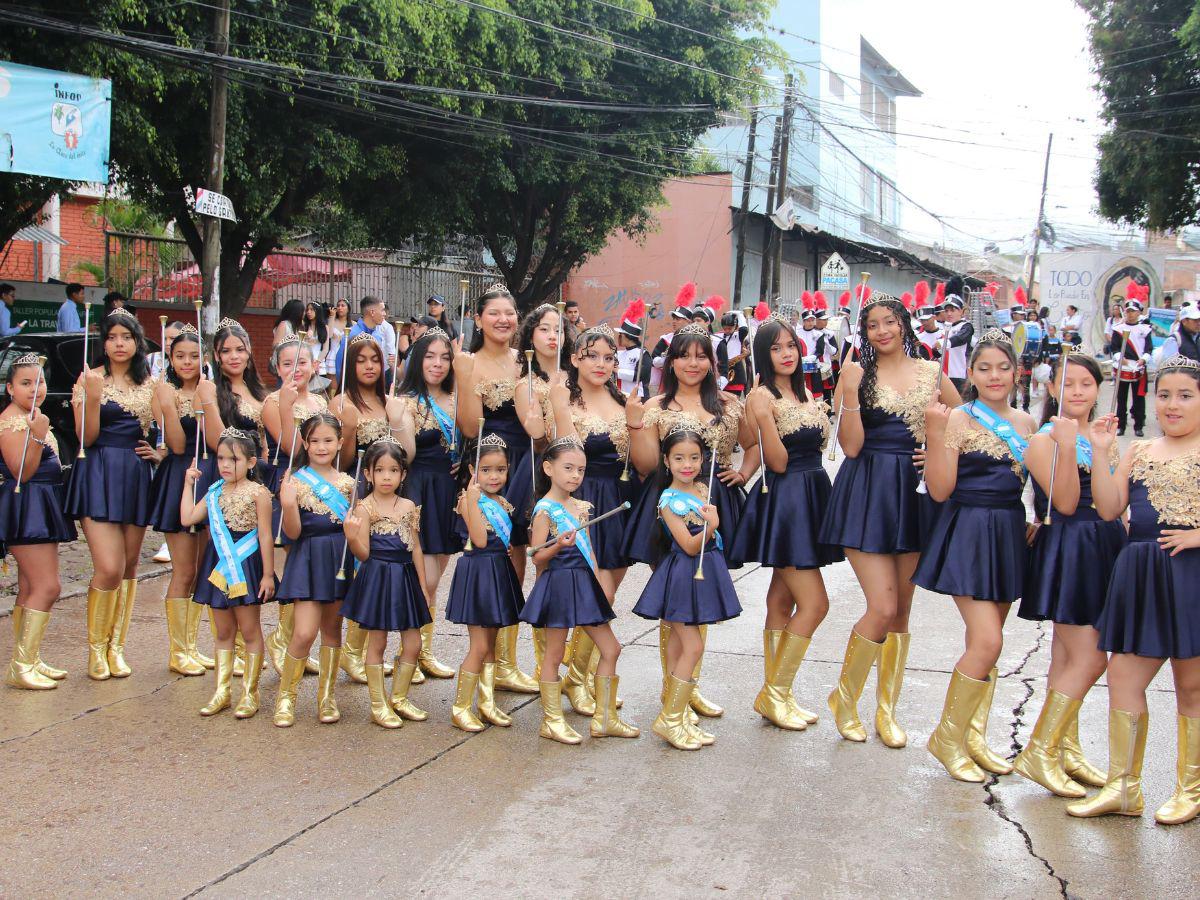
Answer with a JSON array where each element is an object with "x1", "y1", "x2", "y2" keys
[
  {"x1": 14, "y1": 356, "x2": 47, "y2": 495},
  {"x1": 694, "y1": 447, "x2": 720, "y2": 581},
  {"x1": 274, "y1": 422, "x2": 300, "y2": 547},
  {"x1": 525, "y1": 349, "x2": 537, "y2": 493},
  {"x1": 1043, "y1": 355, "x2": 1073, "y2": 526},
  {"x1": 335, "y1": 449, "x2": 366, "y2": 580},
  {"x1": 827, "y1": 273, "x2": 871, "y2": 462},
  {"x1": 78, "y1": 299, "x2": 91, "y2": 459},
  {"x1": 525, "y1": 502, "x2": 632, "y2": 555}
]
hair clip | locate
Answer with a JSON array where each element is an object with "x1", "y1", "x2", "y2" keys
[
  {"x1": 1159, "y1": 354, "x2": 1200, "y2": 372},
  {"x1": 220, "y1": 427, "x2": 254, "y2": 442},
  {"x1": 676, "y1": 322, "x2": 711, "y2": 338},
  {"x1": 348, "y1": 332, "x2": 375, "y2": 346},
  {"x1": 580, "y1": 323, "x2": 616, "y2": 341},
  {"x1": 216, "y1": 317, "x2": 241, "y2": 332},
  {"x1": 479, "y1": 432, "x2": 508, "y2": 450},
  {"x1": 545, "y1": 436, "x2": 584, "y2": 454},
  {"x1": 978, "y1": 328, "x2": 1014, "y2": 346}
]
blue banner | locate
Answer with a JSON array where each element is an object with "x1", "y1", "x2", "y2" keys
[{"x1": 0, "y1": 61, "x2": 112, "y2": 183}]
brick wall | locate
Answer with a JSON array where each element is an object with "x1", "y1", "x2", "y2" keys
[
  {"x1": 133, "y1": 306, "x2": 278, "y2": 377},
  {"x1": 0, "y1": 194, "x2": 107, "y2": 283}
]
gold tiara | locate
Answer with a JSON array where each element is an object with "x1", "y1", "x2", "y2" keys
[
  {"x1": 348, "y1": 332, "x2": 375, "y2": 346},
  {"x1": 216, "y1": 317, "x2": 241, "y2": 331},
  {"x1": 483, "y1": 282, "x2": 510, "y2": 296},
  {"x1": 545, "y1": 436, "x2": 584, "y2": 454},
  {"x1": 676, "y1": 322, "x2": 711, "y2": 338},
  {"x1": 767, "y1": 312, "x2": 793, "y2": 327},
  {"x1": 530, "y1": 302, "x2": 557, "y2": 317},
  {"x1": 106, "y1": 307, "x2": 137, "y2": 321},
  {"x1": 274, "y1": 335, "x2": 302, "y2": 349},
  {"x1": 978, "y1": 328, "x2": 1013, "y2": 346},
  {"x1": 1159, "y1": 354, "x2": 1200, "y2": 372},
  {"x1": 864, "y1": 291, "x2": 898, "y2": 309},
  {"x1": 13, "y1": 353, "x2": 44, "y2": 367},
  {"x1": 220, "y1": 427, "x2": 255, "y2": 442},
  {"x1": 580, "y1": 323, "x2": 616, "y2": 341},
  {"x1": 422, "y1": 326, "x2": 451, "y2": 342},
  {"x1": 374, "y1": 432, "x2": 402, "y2": 446},
  {"x1": 177, "y1": 323, "x2": 199, "y2": 336},
  {"x1": 665, "y1": 423, "x2": 705, "y2": 439},
  {"x1": 479, "y1": 433, "x2": 507, "y2": 450}
]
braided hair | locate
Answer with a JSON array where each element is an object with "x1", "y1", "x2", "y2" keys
[{"x1": 857, "y1": 299, "x2": 920, "y2": 409}]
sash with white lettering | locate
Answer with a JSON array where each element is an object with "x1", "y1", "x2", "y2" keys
[
  {"x1": 291, "y1": 466, "x2": 351, "y2": 521},
  {"x1": 421, "y1": 395, "x2": 461, "y2": 464},
  {"x1": 1036, "y1": 423, "x2": 1093, "y2": 469},
  {"x1": 205, "y1": 481, "x2": 259, "y2": 599},
  {"x1": 658, "y1": 488, "x2": 723, "y2": 550},
  {"x1": 477, "y1": 494, "x2": 513, "y2": 548},
  {"x1": 534, "y1": 498, "x2": 596, "y2": 571},
  {"x1": 963, "y1": 401, "x2": 1029, "y2": 469}
]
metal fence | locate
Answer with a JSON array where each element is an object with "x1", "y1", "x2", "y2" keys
[{"x1": 103, "y1": 231, "x2": 510, "y2": 320}]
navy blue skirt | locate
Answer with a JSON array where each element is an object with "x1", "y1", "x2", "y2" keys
[
  {"x1": 820, "y1": 451, "x2": 932, "y2": 554},
  {"x1": 149, "y1": 453, "x2": 217, "y2": 533},
  {"x1": 575, "y1": 469, "x2": 638, "y2": 570},
  {"x1": 729, "y1": 467, "x2": 843, "y2": 569},
  {"x1": 0, "y1": 481, "x2": 76, "y2": 546},
  {"x1": 65, "y1": 445, "x2": 153, "y2": 526},
  {"x1": 445, "y1": 542, "x2": 525, "y2": 627},
  {"x1": 1097, "y1": 542, "x2": 1200, "y2": 659},
  {"x1": 194, "y1": 532, "x2": 272, "y2": 609},
  {"x1": 913, "y1": 499, "x2": 1027, "y2": 603},
  {"x1": 519, "y1": 554, "x2": 614, "y2": 629},
  {"x1": 339, "y1": 557, "x2": 432, "y2": 633},
  {"x1": 276, "y1": 531, "x2": 350, "y2": 604},
  {"x1": 622, "y1": 467, "x2": 745, "y2": 566},
  {"x1": 632, "y1": 544, "x2": 742, "y2": 625},
  {"x1": 405, "y1": 464, "x2": 460, "y2": 556},
  {"x1": 1019, "y1": 517, "x2": 1126, "y2": 627}
]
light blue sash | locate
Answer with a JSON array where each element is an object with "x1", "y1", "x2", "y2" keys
[
  {"x1": 658, "y1": 488, "x2": 723, "y2": 550},
  {"x1": 534, "y1": 498, "x2": 597, "y2": 571},
  {"x1": 292, "y1": 466, "x2": 350, "y2": 521},
  {"x1": 205, "y1": 481, "x2": 259, "y2": 599},
  {"x1": 478, "y1": 494, "x2": 513, "y2": 548},
  {"x1": 963, "y1": 402, "x2": 1028, "y2": 469},
  {"x1": 420, "y1": 395, "x2": 461, "y2": 463},
  {"x1": 1036, "y1": 423, "x2": 1093, "y2": 469}
]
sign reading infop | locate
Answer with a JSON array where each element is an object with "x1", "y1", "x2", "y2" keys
[
  {"x1": 0, "y1": 61, "x2": 112, "y2": 183},
  {"x1": 820, "y1": 252, "x2": 849, "y2": 293}
]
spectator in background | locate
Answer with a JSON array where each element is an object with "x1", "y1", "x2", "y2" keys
[
  {"x1": 1059, "y1": 303, "x2": 1083, "y2": 347},
  {"x1": 102, "y1": 291, "x2": 132, "y2": 319},
  {"x1": 334, "y1": 295, "x2": 396, "y2": 381},
  {"x1": 0, "y1": 283, "x2": 25, "y2": 337},
  {"x1": 57, "y1": 283, "x2": 85, "y2": 333},
  {"x1": 325, "y1": 298, "x2": 350, "y2": 378},
  {"x1": 1176, "y1": 304, "x2": 1200, "y2": 362},
  {"x1": 272, "y1": 298, "x2": 305, "y2": 347},
  {"x1": 564, "y1": 298, "x2": 585, "y2": 332},
  {"x1": 425, "y1": 294, "x2": 459, "y2": 343}
]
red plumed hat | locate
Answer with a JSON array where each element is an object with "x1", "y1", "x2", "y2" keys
[
  {"x1": 856, "y1": 284, "x2": 873, "y2": 303},
  {"x1": 1013, "y1": 286, "x2": 1027, "y2": 307},
  {"x1": 813, "y1": 291, "x2": 829, "y2": 312},
  {"x1": 935, "y1": 282, "x2": 946, "y2": 303},
  {"x1": 914, "y1": 281, "x2": 930, "y2": 305},
  {"x1": 675, "y1": 282, "x2": 696, "y2": 308},
  {"x1": 703, "y1": 294, "x2": 726, "y2": 312},
  {"x1": 800, "y1": 290, "x2": 814, "y2": 309},
  {"x1": 839, "y1": 290, "x2": 851, "y2": 309},
  {"x1": 901, "y1": 291, "x2": 915, "y2": 311},
  {"x1": 753, "y1": 301, "x2": 770, "y2": 321},
  {"x1": 622, "y1": 297, "x2": 646, "y2": 324}
]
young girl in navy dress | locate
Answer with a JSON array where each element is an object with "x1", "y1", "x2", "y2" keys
[
  {"x1": 445, "y1": 434, "x2": 525, "y2": 731},
  {"x1": 273, "y1": 412, "x2": 356, "y2": 728},
  {"x1": 340, "y1": 438, "x2": 433, "y2": 729},
  {"x1": 1, "y1": 355, "x2": 76, "y2": 689},
  {"x1": 819, "y1": 297, "x2": 960, "y2": 748},
  {"x1": 522, "y1": 438, "x2": 637, "y2": 744},
  {"x1": 68, "y1": 308, "x2": 160, "y2": 681},
  {"x1": 918, "y1": 330, "x2": 1036, "y2": 783},
  {"x1": 731, "y1": 319, "x2": 842, "y2": 731},
  {"x1": 1015, "y1": 353, "x2": 1120, "y2": 797},
  {"x1": 1067, "y1": 356, "x2": 1200, "y2": 825},
  {"x1": 149, "y1": 324, "x2": 213, "y2": 676},
  {"x1": 182, "y1": 429, "x2": 274, "y2": 718},
  {"x1": 634, "y1": 428, "x2": 741, "y2": 750}
]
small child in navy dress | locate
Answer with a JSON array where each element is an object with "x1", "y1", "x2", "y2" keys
[
  {"x1": 1, "y1": 355, "x2": 76, "y2": 690},
  {"x1": 339, "y1": 438, "x2": 433, "y2": 729},
  {"x1": 1015, "y1": 352, "x2": 1121, "y2": 799},
  {"x1": 918, "y1": 329, "x2": 1036, "y2": 784},
  {"x1": 730, "y1": 318, "x2": 842, "y2": 732},
  {"x1": 634, "y1": 428, "x2": 741, "y2": 751},
  {"x1": 181, "y1": 428, "x2": 275, "y2": 720},
  {"x1": 1067, "y1": 355, "x2": 1200, "y2": 826},
  {"x1": 67, "y1": 308, "x2": 160, "y2": 682},
  {"x1": 522, "y1": 437, "x2": 637, "y2": 745},
  {"x1": 445, "y1": 433, "x2": 525, "y2": 732},
  {"x1": 273, "y1": 412, "x2": 357, "y2": 729}
]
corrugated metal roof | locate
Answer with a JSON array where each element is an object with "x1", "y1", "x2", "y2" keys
[{"x1": 11, "y1": 224, "x2": 68, "y2": 245}]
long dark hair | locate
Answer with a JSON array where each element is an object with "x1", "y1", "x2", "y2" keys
[
  {"x1": 659, "y1": 330, "x2": 726, "y2": 423},
  {"x1": 1039, "y1": 354, "x2": 1102, "y2": 428},
  {"x1": 533, "y1": 437, "x2": 586, "y2": 502},
  {"x1": 362, "y1": 439, "x2": 409, "y2": 497},
  {"x1": 304, "y1": 301, "x2": 329, "y2": 346},
  {"x1": 100, "y1": 311, "x2": 150, "y2": 384},
  {"x1": 752, "y1": 319, "x2": 809, "y2": 403},
  {"x1": 342, "y1": 337, "x2": 387, "y2": 412},
  {"x1": 566, "y1": 329, "x2": 626, "y2": 407},
  {"x1": 467, "y1": 285, "x2": 516, "y2": 353},
  {"x1": 398, "y1": 332, "x2": 456, "y2": 402},
  {"x1": 519, "y1": 303, "x2": 572, "y2": 379},
  {"x1": 650, "y1": 427, "x2": 707, "y2": 564},
  {"x1": 455, "y1": 434, "x2": 509, "y2": 494},
  {"x1": 276, "y1": 299, "x2": 305, "y2": 336},
  {"x1": 212, "y1": 321, "x2": 268, "y2": 430},
  {"x1": 292, "y1": 410, "x2": 342, "y2": 471},
  {"x1": 856, "y1": 299, "x2": 919, "y2": 409},
  {"x1": 962, "y1": 334, "x2": 1019, "y2": 404},
  {"x1": 166, "y1": 330, "x2": 202, "y2": 389}
]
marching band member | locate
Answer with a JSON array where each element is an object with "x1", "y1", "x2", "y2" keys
[
  {"x1": 820, "y1": 296, "x2": 960, "y2": 748},
  {"x1": 813, "y1": 293, "x2": 837, "y2": 397},
  {"x1": 797, "y1": 292, "x2": 825, "y2": 400},
  {"x1": 918, "y1": 330, "x2": 1035, "y2": 783},
  {"x1": 915, "y1": 301, "x2": 943, "y2": 362},
  {"x1": 713, "y1": 310, "x2": 749, "y2": 397},
  {"x1": 650, "y1": 283, "x2": 697, "y2": 394},
  {"x1": 942, "y1": 290, "x2": 974, "y2": 395},
  {"x1": 1109, "y1": 285, "x2": 1153, "y2": 437},
  {"x1": 1068, "y1": 355, "x2": 1200, "y2": 825},
  {"x1": 615, "y1": 313, "x2": 651, "y2": 399}
]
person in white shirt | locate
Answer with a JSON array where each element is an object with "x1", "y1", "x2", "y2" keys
[
  {"x1": 1059, "y1": 304, "x2": 1083, "y2": 347},
  {"x1": 1108, "y1": 297, "x2": 1153, "y2": 436},
  {"x1": 915, "y1": 303, "x2": 943, "y2": 361},
  {"x1": 615, "y1": 320, "x2": 650, "y2": 398},
  {"x1": 941, "y1": 294, "x2": 974, "y2": 392}
]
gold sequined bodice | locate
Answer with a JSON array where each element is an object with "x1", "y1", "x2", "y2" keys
[
  {"x1": 1130, "y1": 442, "x2": 1200, "y2": 527},
  {"x1": 216, "y1": 482, "x2": 268, "y2": 531},
  {"x1": 296, "y1": 471, "x2": 356, "y2": 522},
  {"x1": 72, "y1": 376, "x2": 156, "y2": 434},
  {"x1": 643, "y1": 400, "x2": 742, "y2": 466},
  {"x1": 871, "y1": 359, "x2": 941, "y2": 443},
  {"x1": 571, "y1": 408, "x2": 629, "y2": 461}
]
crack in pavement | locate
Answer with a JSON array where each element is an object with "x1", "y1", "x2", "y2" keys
[{"x1": 0, "y1": 677, "x2": 183, "y2": 747}]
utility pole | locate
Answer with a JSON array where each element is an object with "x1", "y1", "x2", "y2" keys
[
  {"x1": 771, "y1": 75, "x2": 795, "y2": 301},
  {"x1": 757, "y1": 111, "x2": 782, "y2": 303},
  {"x1": 199, "y1": 0, "x2": 230, "y2": 335},
  {"x1": 1026, "y1": 132, "x2": 1053, "y2": 305},
  {"x1": 732, "y1": 108, "x2": 758, "y2": 309}
]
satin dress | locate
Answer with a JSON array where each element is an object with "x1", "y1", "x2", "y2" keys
[
  {"x1": 339, "y1": 500, "x2": 431, "y2": 633},
  {"x1": 65, "y1": 379, "x2": 155, "y2": 525},
  {"x1": 0, "y1": 420, "x2": 75, "y2": 545}
]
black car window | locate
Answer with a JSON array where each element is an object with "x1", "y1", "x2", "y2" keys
[{"x1": 53, "y1": 336, "x2": 87, "y2": 393}]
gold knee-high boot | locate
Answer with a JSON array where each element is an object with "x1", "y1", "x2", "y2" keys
[
  {"x1": 875, "y1": 632, "x2": 910, "y2": 748},
  {"x1": 927, "y1": 669, "x2": 989, "y2": 783},
  {"x1": 1156, "y1": 715, "x2": 1200, "y2": 826},
  {"x1": 966, "y1": 667, "x2": 1013, "y2": 775},
  {"x1": 587, "y1": 642, "x2": 622, "y2": 708},
  {"x1": 187, "y1": 599, "x2": 214, "y2": 669},
  {"x1": 1067, "y1": 709, "x2": 1147, "y2": 818},
  {"x1": 532, "y1": 626, "x2": 546, "y2": 680},
  {"x1": 1014, "y1": 689, "x2": 1087, "y2": 798},
  {"x1": 6, "y1": 608, "x2": 58, "y2": 690},
  {"x1": 316, "y1": 645, "x2": 341, "y2": 723},
  {"x1": 268, "y1": 605, "x2": 319, "y2": 675},
  {"x1": 233, "y1": 630, "x2": 249, "y2": 676},
  {"x1": 86, "y1": 585, "x2": 119, "y2": 680},
  {"x1": 234, "y1": 652, "x2": 263, "y2": 718},
  {"x1": 562, "y1": 629, "x2": 596, "y2": 716},
  {"x1": 826, "y1": 631, "x2": 882, "y2": 742},
  {"x1": 763, "y1": 629, "x2": 816, "y2": 725},
  {"x1": 476, "y1": 662, "x2": 512, "y2": 726},
  {"x1": 451, "y1": 668, "x2": 484, "y2": 732},
  {"x1": 339, "y1": 621, "x2": 369, "y2": 684},
  {"x1": 537, "y1": 680, "x2": 582, "y2": 744},
  {"x1": 1061, "y1": 705, "x2": 1106, "y2": 787},
  {"x1": 653, "y1": 675, "x2": 702, "y2": 750},
  {"x1": 689, "y1": 624, "x2": 723, "y2": 717},
  {"x1": 273, "y1": 653, "x2": 306, "y2": 728},
  {"x1": 591, "y1": 674, "x2": 639, "y2": 738},
  {"x1": 200, "y1": 649, "x2": 235, "y2": 716},
  {"x1": 391, "y1": 658, "x2": 428, "y2": 721},
  {"x1": 165, "y1": 597, "x2": 205, "y2": 676},
  {"x1": 418, "y1": 618, "x2": 455, "y2": 678},
  {"x1": 13, "y1": 605, "x2": 67, "y2": 680},
  {"x1": 366, "y1": 663, "x2": 402, "y2": 728},
  {"x1": 754, "y1": 630, "x2": 811, "y2": 731},
  {"x1": 106, "y1": 578, "x2": 137, "y2": 677},
  {"x1": 494, "y1": 624, "x2": 538, "y2": 693}
]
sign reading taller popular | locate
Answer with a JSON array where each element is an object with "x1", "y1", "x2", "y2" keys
[{"x1": 0, "y1": 61, "x2": 112, "y2": 183}]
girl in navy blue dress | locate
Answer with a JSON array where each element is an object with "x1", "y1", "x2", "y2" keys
[
  {"x1": 731, "y1": 319, "x2": 842, "y2": 731},
  {"x1": 273, "y1": 412, "x2": 356, "y2": 727},
  {"x1": 340, "y1": 438, "x2": 433, "y2": 729},
  {"x1": 819, "y1": 297, "x2": 959, "y2": 749},
  {"x1": 1067, "y1": 356, "x2": 1200, "y2": 825},
  {"x1": 634, "y1": 428, "x2": 741, "y2": 750},
  {"x1": 149, "y1": 324, "x2": 214, "y2": 676},
  {"x1": 68, "y1": 308, "x2": 160, "y2": 681},
  {"x1": 2, "y1": 355, "x2": 76, "y2": 690},
  {"x1": 445, "y1": 434, "x2": 525, "y2": 731},
  {"x1": 523, "y1": 438, "x2": 637, "y2": 744},
  {"x1": 453, "y1": 284, "x2": 541, "y2": 694},
  {"x1": 918, "y1": 330, "x2": 1036, "y2": 783},
  {"x1": 181, "y1": 429, "x2": 275, "y2": 718},
  {"x1": 1015, "y1": 353, "x2": 1120, "y2": 797},
  {"x1": 625, "y1": 325, "x2": 757, "y2": 722}
]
